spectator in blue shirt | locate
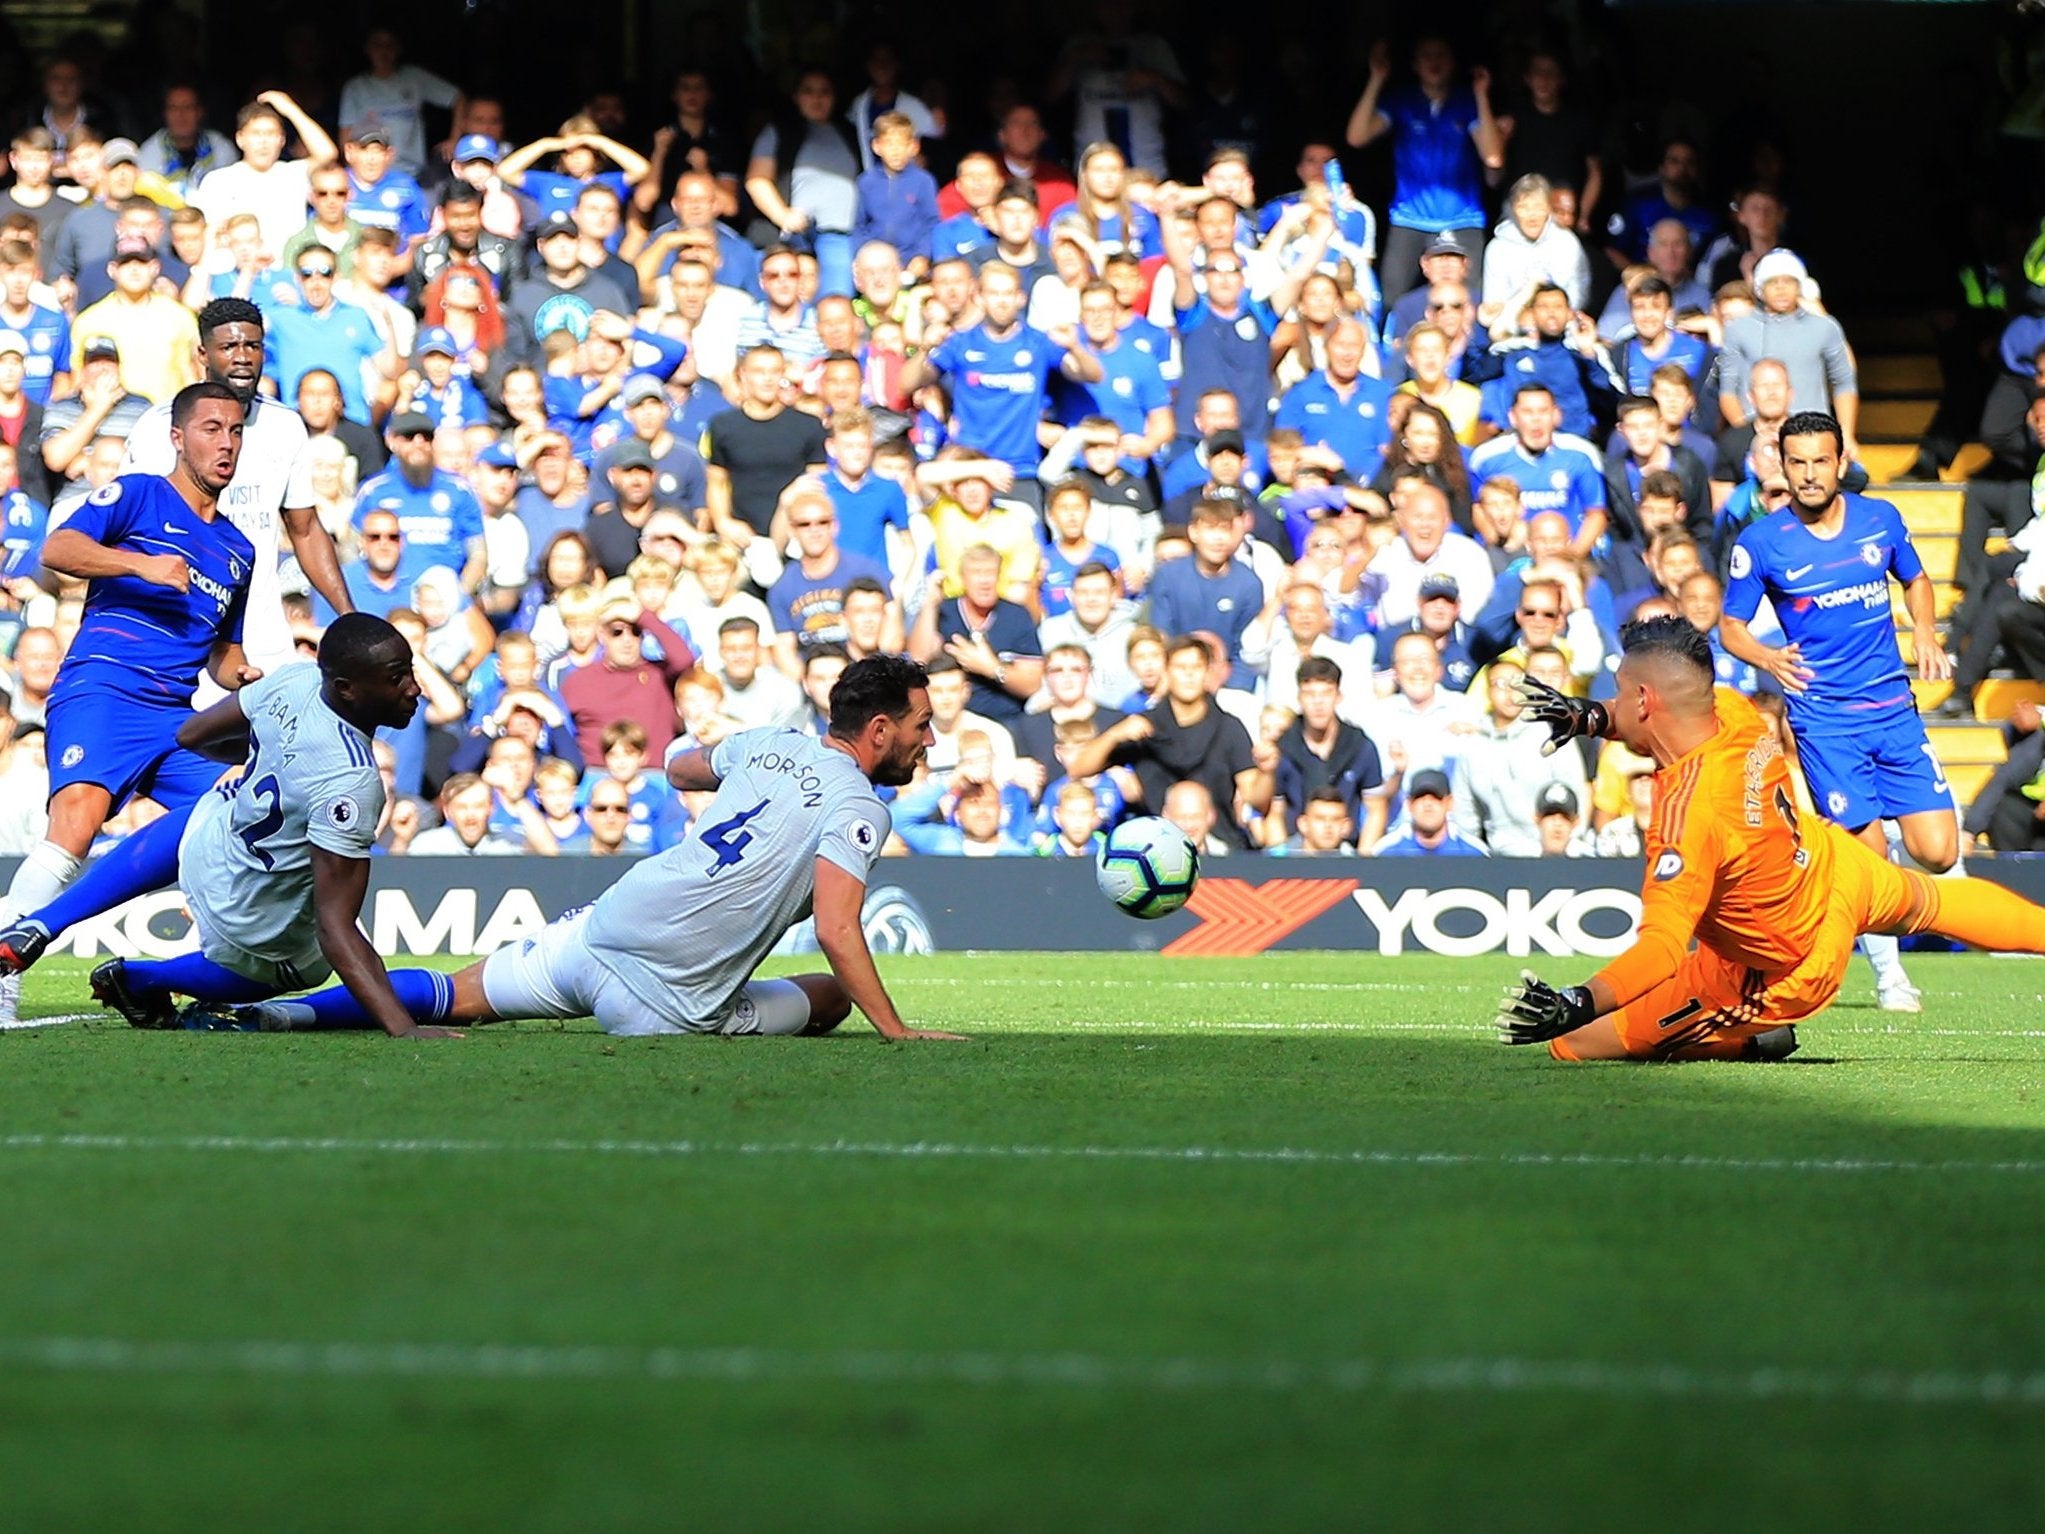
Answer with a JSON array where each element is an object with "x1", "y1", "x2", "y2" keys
[
  {"x1": 902, "y1": 260, "x2": 1101, "y2": 506},
  {"x1": 496, "y1": 115, "x2": 652, "y2": 227},
  {"x1": 343, "y1": 127, "x2": 430, "y2": 271},
  {"x1": 1373, "y1": 768, "x2": 1490, "y2": 855},
  {"x1": 1273, "y1": 319, "x2": 1395, "y2": 478},
  {"x1": 1146, "y1": 499, "x2": 1266, "y2": 687},
  {"x1": 1611, "y1": 275, "x2": 1711, "y2": 392},
  {"x1": 1344, "y1": 36, "x2": 1504, "y2": 304},
  {"x1": 351, "y1": 410, "x2": 485, "y2": 587},
  {"x1": 1469, "y1": 382, "x2": 1608, "y2": 557},
  {"x1": 1481, "y1": 284, "x2": 1622, "y2": 439},
  {"x1": 1604, "y1": 140, "x2": 1719, "y2": 267},
  {"x1": 264, "y1": 250, "x2": 397, "y2": 424},
  {"x1": 820, "y1": 405, "x2": 909, "y2": 567},
  {"x1": 402, "y1": 327, "x2": 490, "y2": 434},
  {"x1": 850, "y1": 114, "x2": 938, "y2": 275},
  {"x1": 1071, "y1": 280, "x2": 1174, "y2": 474}
]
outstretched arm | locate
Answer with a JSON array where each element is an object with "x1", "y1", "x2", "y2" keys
[{"x1": 813, "y1": 858, "x2": 962, "y2": 1040}]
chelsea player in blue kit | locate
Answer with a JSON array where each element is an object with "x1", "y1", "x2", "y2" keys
[
  {"x1": 1721, "y1": 412, "x2": 1956, "y2": 1011},
  {"x1": 0, "y1": 381, "x2": 264, "y2": 1024}
]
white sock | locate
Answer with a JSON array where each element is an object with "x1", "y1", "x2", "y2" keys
[
  {"x1": 0, "y1": 840, "x2": 84, "y2": 927},
  {"x1": 1860, "y1": 933, "x2": 1911, "y2": 990}
]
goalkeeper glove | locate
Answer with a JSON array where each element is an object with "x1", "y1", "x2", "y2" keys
[
  {"x1": 1496, "y1": 969, "x2": 1597, "y2": 1046},
  {"x1": 1516, "y1": 677, "x2": 1609, "y2": 758}
]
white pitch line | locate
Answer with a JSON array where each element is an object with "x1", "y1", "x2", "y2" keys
[
  {"x1": 0, "y1": 1013, "x2": 95, "y2": 1030},
  {"x1": 1, "y1": 1131, "x2": 2040, "y2": 1176},
  {"x1": 0, "y1": 1336, "x2": 2036, "y2": 1408}
]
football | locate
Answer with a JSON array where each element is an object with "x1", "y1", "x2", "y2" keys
[{"x1": 1096, "y1": 816, "x2": 1201, "y2": 919}]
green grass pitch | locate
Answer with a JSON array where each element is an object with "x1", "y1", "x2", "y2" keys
[{"x1": 1, "y1": 950, "x2": 2042, "y2": 1532}]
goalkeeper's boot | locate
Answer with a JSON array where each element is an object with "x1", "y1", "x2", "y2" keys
[
  {"x1": 0, "y1": 916, "x2": 51, "y2": 976},
  {"x1": 91, "y1": 960, "x2": 177, "y2": 1031},
  {"x1": 1741, "y1": 1026, "x2": 1800, "y2": 1062}
]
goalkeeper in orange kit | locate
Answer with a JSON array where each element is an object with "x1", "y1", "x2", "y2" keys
[{"x1": 1497, "y1": 615, "x2": 2045, "y2": 1061}]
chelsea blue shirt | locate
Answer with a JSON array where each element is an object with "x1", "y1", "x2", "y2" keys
[
  {"x1": 347, "y1": 168, "x2": 431, "y2": 244},
  {"x1": 1274, "y1": 370, "x2": 1395, "y2": 476},
  {"x1": 928, "y1": 321, "x2": 1061, "y2": 475},
  {"x1": 54, "y1": 474, "x2": 254, "y2": 703},
  {"x1": 1723, "y1": 493, "x2": 1923, "y2": 728},
  {"x1": 7, "y1": 301, "x2": 69, "y2": 404},
  {"x1": 351, "y1": 469, "x2": 484, "y2": 586},
  {"x1": 2, "y1": 488, "x2": 48, "y2": 580},
  {"x1": 1620, "y1": 330, "x2": 1711, "y2": 393},
  {"x1": 1471, "y1": 441, "x2": 1606, "y2": 536},
  {"x1": 824, "y1": 469, "x2": 910, "y2": 567},
  {"x1": 1382, "y1": 87, "x2": 1486, "y2": 232}
]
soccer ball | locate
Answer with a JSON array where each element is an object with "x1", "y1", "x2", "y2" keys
[{"x1": 1096, "y1": 816, "x2": 1201, "y2": 919}]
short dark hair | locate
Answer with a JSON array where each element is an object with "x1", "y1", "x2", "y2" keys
[
  {"x1": 1781, "y1": 410, "x2": 1845, "y2": 456},
  {"x1": 842, "y1": 574, "x2": 889, "y2": 603},
  {"x1": 319, "y1": 612, "x2": 407, "y2": 677},
  {"x1": 1296, "y1": 655, "x2": 1344, "y2": 690},
  {"x1": 1304, "y1": 784, "x2": 1349, "y2": 809},
  {"x1": 1512, "y1": 382, "x2": 1556, "y2": 407},
  {"x1": 804, "y1": 642, "x2": 851, "y2": 672},
  {"x1": 170, "y1": 380, "x2": 244, "y2": 430},
  {"x1": 995, "y1": 178, "x2": 1039, "y2": 208},
  {"x1": 828, "y1": 653, "x2": 929, "y2": 738},
  {"x1": 716, "y1": 615, "x2": 760, "y2": 640},
  {"x1": 1531, "y1": 283, "x2": 1569, "y2": 304},
  {"x1": 1616, "y1": 395, "x2": 1659, "y2": 422},
  {"x1": 920, "y1": 651, "x2": 962, "y2": 677},
  {"x1": 1619, "y1": 612, "x2": 1713, "y2": 678},
  {"x1": 1073, "y1": 560, "x2": 1117, "y2": 584},
  {"x1": 440, "y1": 182, "x2": 482, "y2": 208},
  {"x1": 197, "y1": 297, "x2": 263, "y2": 343},
  {"x1": 1631, "y1": 275, "x2": 1673, "y2": 302},
  {"x1": 1639, "y1": 469, "x2": 1685, "y2": 503}
]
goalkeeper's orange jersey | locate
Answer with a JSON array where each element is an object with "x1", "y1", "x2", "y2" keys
[{"x1": 1593, "y1": 688, "x2": 1838, "y2": 1007}]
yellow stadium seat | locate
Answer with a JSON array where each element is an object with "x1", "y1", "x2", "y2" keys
[
  {"x1": 1861, "y1": 355, "x2": 1943, "y2": 394},
  {"x1": 1972, "y1": 679, "x2": 2045, "y2": 720},
  {"x1": 1943, "y1": 443, "x2": 1993, "y2": 482},
  {"x1": 1927, "y1": 724, "x2": 2007, "y2": 764},
  {"x1": 1884, "y1": 488, "x2": 1964, "y2": 536},
  {"x1": 1944, "y1": 762, "x2": 1998, "y2": 805},
  {"x1": 1859, "y1": 444, "x2": 1919, "y2": 481},
  {"x1": 1859, "y1": 400, "x2": 1936, "y2": 440}
]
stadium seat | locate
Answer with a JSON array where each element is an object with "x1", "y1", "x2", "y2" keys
[
  {"x1": 1943, "y1": 443, "x2": 1993, "y2": 483},
  {"x1": 1926, "y1": 724, "x2": 2007, "y2": 765},
  {"x1": 1885, "y1": 488, "x2": 1964, "y2": 536},
  {"x1": 1859, "y1": 399, "x2": 1937, "y2": 441},
  {"x1": 1860, "y1": 444, "x2": 1920, "y2": 480},
  {"x1": 1944, "y1": 762, "x2": 1998, "y2": 804},
  {"x1": 1860, "y1": 355, "x2": 1943, "y2": 394},
  {"x1": 1972, "y1": 679, "x2": 2045, "y2": 720}
]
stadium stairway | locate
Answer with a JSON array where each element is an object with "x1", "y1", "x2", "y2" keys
[{"x1": 1853, "y1": 317, "x2": 2015, "y2": 809}]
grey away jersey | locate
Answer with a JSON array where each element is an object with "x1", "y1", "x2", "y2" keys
[
  {"x1": 179, "y1": 664, "x2": 383, "y2": 962},
  {"x1": 580, "y1": 728, "x2": 891, "y2": 1028}
]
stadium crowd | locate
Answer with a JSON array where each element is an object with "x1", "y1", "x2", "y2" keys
[{"x1": 0, "y1": 13, "x2": 2005, "y2": 861}]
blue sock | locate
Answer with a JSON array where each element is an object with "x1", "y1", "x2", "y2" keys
[
  {"x1": 32, "y1": 803, "x2": 195, "y2": 937},
  {"x1": 122, "y1": 952, "x2": 276, "y2": 1005},
  {"x1": 271, "y1": 969, "x2": 456, "y2": 1031}
]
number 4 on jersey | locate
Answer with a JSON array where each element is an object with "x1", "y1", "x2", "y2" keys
[{"x1": 700, "y1": 800, "x2": 768, "y2": 874}]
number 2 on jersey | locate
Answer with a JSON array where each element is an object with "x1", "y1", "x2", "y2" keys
[
  {"x1": 700, "y1": 799, "x2": 769, "y2": 874},
  {"x1": 234, "y1": 739, "x2": 286, "y2": 870}
]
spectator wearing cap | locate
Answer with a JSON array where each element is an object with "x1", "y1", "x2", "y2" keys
[
  {"x1": 1371, "y1": 768, "x2": 1489, "y2": 856},
  {"x1": 342, "y1": 126, "x2": 430, "y2": 274},
  {"x1": 1533, "y1": 782, "x2": 1592, "y2": 856},
  {"x1": 469, "y1": 441, "x2": 530, "y2": 623},
  {"x1": 1717, "y1": 250, "x2": 1858, "y2": 458},
  {"x1": 401, "y1": 328, "x2": 490, "y2": 437},
  {"x1": 435, "y1": 135, "x2": 532, "y2": 249},
  {"x1": 1269, "y1": 655, "x2": 1388, "y2": 849},
  {"x1": 135, "y1": 85, "x2": 240, "y2": 197},
  {"x1": 559, "y1": 595, "x2": 696, "y2": 764},
  {"x1": 1273, "y1": 319, "x2": 1395, "y2": 479},
  {"x1": 0, "y1": 330, "x2": 48, "y2": 506},
  {"x1": 1161, "y1": 427, "x2": 1262, "y2": 527},
  {"x1": 1447, "y1": 655, "x2": 1589, "y2": 856},
  {"x1": 352, "y1": 410, "x2": 485, "y2": 588},
  {"x1": 37, "y1": 337, "x2": 149, "y2": 513},
  {"x1": 583, "y1": 437, "x2": 679, "y2": 578},
  {"x1": 272, "y1": 248, "x2": 402, "y2": 427},
  {"x1": 593, "y1": 374, "x2": 706, "y2": 518},
  {"x1": 69, "y1": 232, "x2": 197, "y2": 404},
  {"x1": 283, "y1": 161, "x2": 368, "y2": 284},
  {"x1": 1375, "y1": 572, "x2": 1479, "y2": 691},
  {"x1": 338, "y1": 26, "x2": 461, "y2": 178},
  {"x1": 1381, "y1": 233, "x2": 1474, "y2": 351},
  {"x1": 48, "y1": 139, "x2": 152, "y2": 308},
  {"x1": 501, "y1": 210, "x2": 636, "y2": 369}
]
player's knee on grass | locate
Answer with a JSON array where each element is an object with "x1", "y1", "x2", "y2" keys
[{"x1": 795, "y1": 975, "x2": 853, "y2": 1036}]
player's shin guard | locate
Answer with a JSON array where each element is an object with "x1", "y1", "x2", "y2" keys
[
  {"x1": 29, "y1": 803, "x2": 194, "y2": 941},
  {"x1": 120, "y1": 953, "x2": 276, "y2": 1005},
  {"x1": 1915, "y1": 878, "x2": 2045, "y2": 954},
  {"x1": 265, "y1": 969, "x2": 456, "y2": 1031}
]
